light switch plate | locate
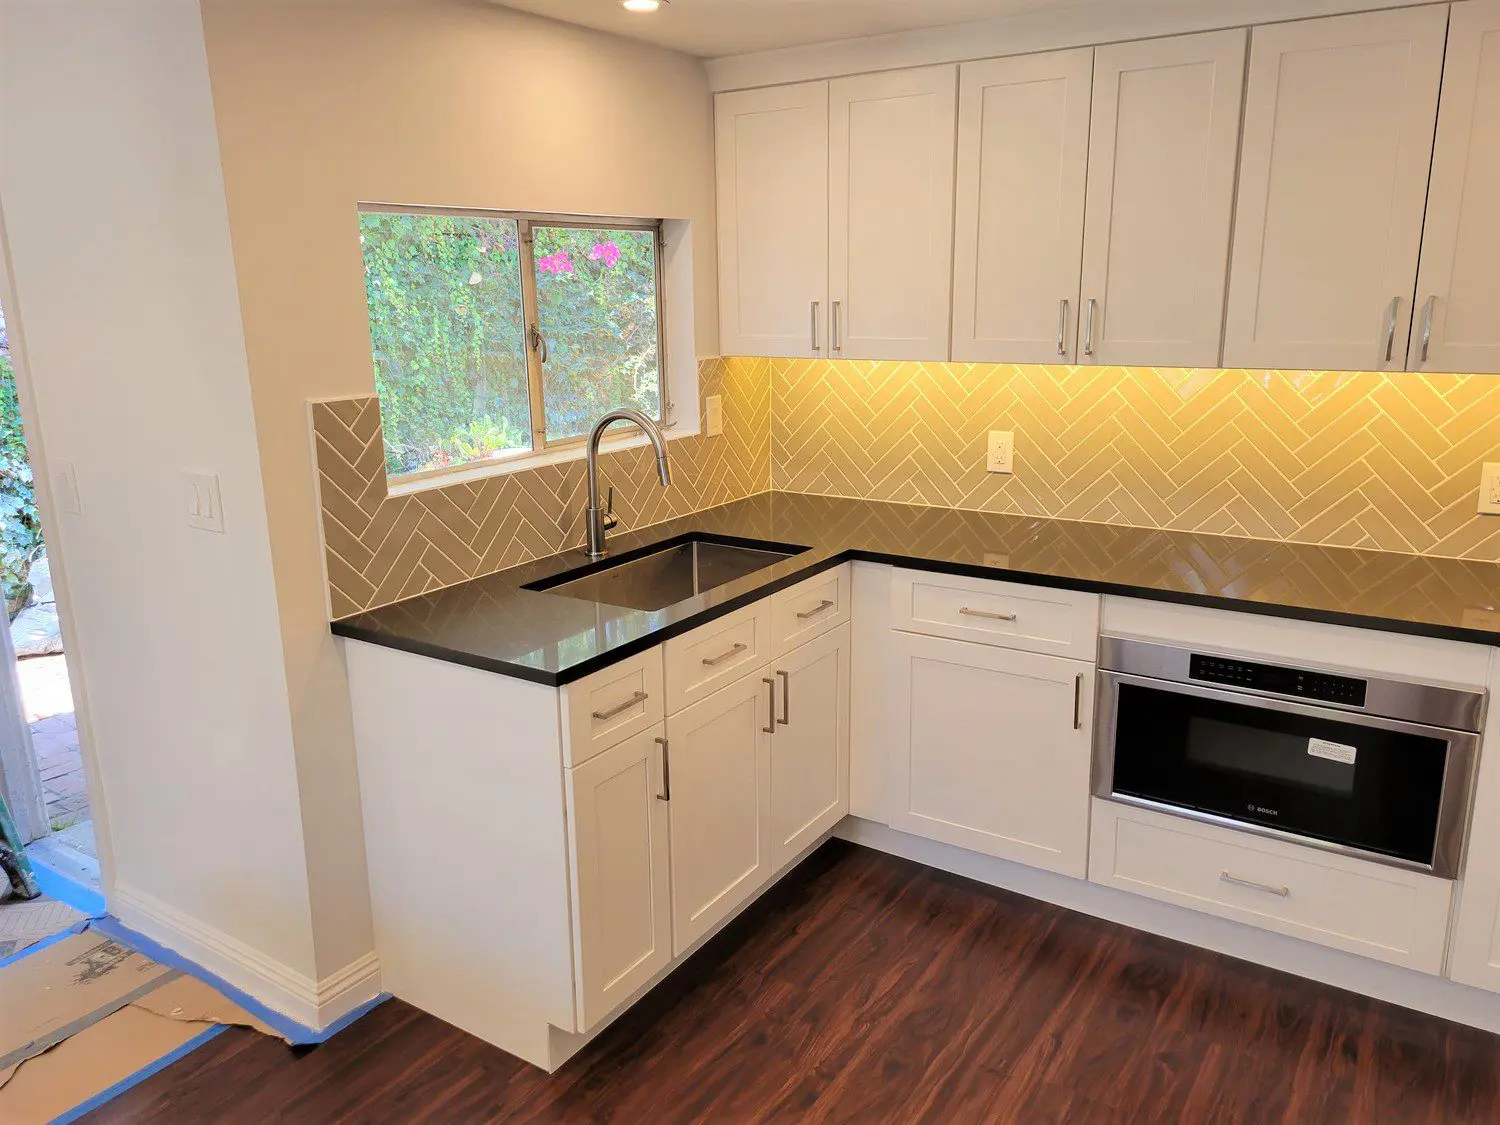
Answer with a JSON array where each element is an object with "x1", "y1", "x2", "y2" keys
[
  {"x1": 987, "y1": 431, "x2": 1014, "y2": 474},
  {"x1": 705, "y1": 395, "x2": 724, "y2": 437},
  {"x1": 185, "y1": 471, "x2": 225, "y2": 533},
  {"x1": 1479, "y1": 463, "x2": 1500, "y2": 515},
  {"x1": 52, "y1": 459, "x2": 81, "y2": 515}
]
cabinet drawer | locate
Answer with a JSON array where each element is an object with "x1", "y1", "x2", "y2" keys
[
  {"x1": 772, "y1": 566, "x2": 850, "y2": 656},
  {"x1": 891, "y1": 569, "x2": 1098, "y2": 659},
  {"x1": 1088, "y1": 800, "x2": 1452, "y2": 973},
  {"x1": 561, "y1": 649, "x2": 665, "y2": 767},
  {"x1": 664, "y1": 602, "x2": 773, "y2": 714}
]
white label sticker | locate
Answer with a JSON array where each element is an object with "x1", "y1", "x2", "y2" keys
[{"x1": 1308, "y1": 737, "x2": 1357, "y2": 765}]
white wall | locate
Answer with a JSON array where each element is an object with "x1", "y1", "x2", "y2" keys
[{"x1": 0, "y1": 0, "x2": 321, "y2": 989}]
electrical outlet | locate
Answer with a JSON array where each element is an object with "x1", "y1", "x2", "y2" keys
[
  {"x1": 987, "y1": 431, "x2": 1015, "y2": 474},
  {"x1": 1480, "y1": 463, "x2": 1500, "y2": 515},
  {"x1": 705, "y1": 395, "x2": 724, "y2": 437}
]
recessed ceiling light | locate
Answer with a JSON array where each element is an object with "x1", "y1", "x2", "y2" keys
[{"x1": 621, "y1": 0, "x2": 663, "y2": 12}]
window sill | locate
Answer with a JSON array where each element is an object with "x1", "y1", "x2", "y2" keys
[{"x1": 385, "y1": 423, "x2": 701, "y2": 498}]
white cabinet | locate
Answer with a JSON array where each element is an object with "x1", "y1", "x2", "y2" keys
[
  {"x1": 714, "y1": 82, "x2": 829, "y2": 358},
  {"x1": 1079, "y1": 30, "x2": 1246, "y2": 367},
  {"x1": 664, "y1": 669, "x2": 774, "y2": 953},
  {"x1": 951, "y1": 50, "x2": 1092, "y2": 363},
  {"x1": 1409, "y1": 0, "x2": 1500, "y2": 374},
  {"x1": 1222, "y1": 7, "x2": 1448, "y2": 371},
  {"x1": 565, "y1": 725, "x2": 672, "y2": 1031},
  {"x1": 887, "y1": 632, "x2": 1093, "y2": 877},
  {"x1": 769, "y1": 623, "x2": 851, "y2": 869},
  {"x1": 830, "y1": 66, "x2": 958, "y2": 361}
]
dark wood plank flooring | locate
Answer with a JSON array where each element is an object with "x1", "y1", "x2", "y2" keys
[{"x1": 87, "y1": 840, "x2": 1500, "y2": 1123}]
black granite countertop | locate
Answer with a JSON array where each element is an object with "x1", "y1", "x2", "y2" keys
[{"x1": 331, "y1": 491, "x2": 1500, "y2": 685}]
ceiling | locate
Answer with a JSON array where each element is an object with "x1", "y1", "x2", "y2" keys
[{"x1": 491, "y1": 0, "x2": 1092, "y2": 59}]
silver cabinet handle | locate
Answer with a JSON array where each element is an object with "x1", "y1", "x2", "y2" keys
[
  {"x1": 777, "y1": 669, "x2": 790, "y2": 725},
  {"x1": 1220, "y1": 871, "x2": 1289, "y2": 898},
  {"x1": 959, "y1": 606, "x2": 1016, "y2": 621},
  {"x1": 591, "y1": 690, "x2": 647, "y2": 721},
  {"x1": 796, "y1": 599, "x2": 836, "y2": 621},
  {"x1": 762, "y1": 677, "x2": 776, "y2": 734},
  {"x1": 1419, "y1": 295, "x2": 1436, "y2": 364},
  {"x1": 1383, "y1": 296, "x2": 1400, "y2": 363},
  {"x1": 655, "y1": 736, "x2": 670, "y2": 802},
  {"x1": 1056, "y1": 298, "x2": 1069, "y2": 356},
  {"x1": 1083, "y1": 298, "x2": 1097, "y2": 358},
  {"x1": 1073, "y1": 672, "x2": 1083, "y2": 730},
  {"x1": 832, "y1": 300, "x2": 843, "y2": 353},
  {"x1": 810, "y1": 300, "x2": 820, "y2": 353},
  {"x1": 701, "y1": 642, "x2": 747, "y2": 667}
]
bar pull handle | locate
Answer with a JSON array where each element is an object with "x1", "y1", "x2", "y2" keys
[
  {"x1": 777, "y1": 669, "x2": 790, "y2": 726},
  {"x1": 655, "y1": 737, "x2": 670, "y2": 802},
  {"x1": 1083, "y1": 298, "x2": 1097, "y2": 358},
  {"x1": 832, "y1": 300, "x2": 843, "y2": 353},
  {"x1": 796, "y1": 599, "x2": 836, "y2": 621},
  {"x1": 762, "y1": 677, "x2": 776, "y2": 734},
  {"x1": 591, "y1": 690, "x2": 648, "y2": 721},
  {"x1": 1419, "y1": 295, "x2": 1436, "y2": 364},
  {"x1": 1220, "y1": 871, "x2": 1289, "y2": 898},
  {"x1": 959, "y1": 606, "x2": 1017, "y2": 622},
  {"x1": 1056, "y1": 298, "x2": 1069, "y2": 356},
  {"x1": 1073, "y1": 673, "x2": 1083, "y2": 730},
  {"x1": 701, "y1": 642, "x2": 747, "y2": 667},
  {"x1": 811, "y1": 300, "x2": 821, "y2": 353},
  {"x1": 1383, "y1": 296, "x2": 1400, "y2": 363}
]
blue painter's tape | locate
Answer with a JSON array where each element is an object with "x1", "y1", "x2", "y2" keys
[
  {"x1": 87, "y1": 916, "x2": 388, "y2": 1045},
  {"x1": 0, "y1": 918, "x2": 91, "y2": 971},
  {"x1": 29, "y1": 861, "x2": 106, "y2": 918},
  {"x1": 48, "y1": 1023, "x2": 229, "y2": 1124}
]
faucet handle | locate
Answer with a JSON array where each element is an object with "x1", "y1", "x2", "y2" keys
[{"x1": 602, "y1": 485, "x2": 618, "y2": 531}]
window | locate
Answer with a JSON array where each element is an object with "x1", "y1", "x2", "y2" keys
[{"x1": 357, "y1": 207, "x2": 667, "y2": 482}]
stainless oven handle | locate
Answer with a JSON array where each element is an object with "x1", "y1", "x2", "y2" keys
[{"x1": 1220, "y1": 871, "x2": 1289, "y2": 897}]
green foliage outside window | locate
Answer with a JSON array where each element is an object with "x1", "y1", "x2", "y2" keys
[{"x1": 1, "y1": 349, "x2": 42, "y2": 610}]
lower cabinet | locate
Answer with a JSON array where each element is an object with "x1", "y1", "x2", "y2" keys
[
  {"x1": 565, "y1": 724, "x2": 673, "y2": 1031},
  {"x1": 664, "y1": 670, "x2": 774, "y2": 954},
  {"x1": 887, "y1": 631, "x2": 1093, "y2": 877},
  {"x1": 770, "y1": 623, "x2": 851, "y2": 869}
]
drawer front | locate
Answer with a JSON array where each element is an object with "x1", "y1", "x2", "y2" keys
[
  {"x1": 772, "y1": 565, "x2": 851, "y2": 656},
  {"x1": 561, "y1": 648, "x2": 666, "y2": 767},
  {"x1": 665, "y1": 601, "x2": 773, "y2": 714},
  {"x1": 1088, "y1": 800, "x2": 1452, "y2": 973},
  {"x1": 891, "y1": 569, "x2": 1099, "y2": 659}
]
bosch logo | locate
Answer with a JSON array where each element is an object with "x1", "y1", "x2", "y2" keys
[{"x1": 1248, "y1": 804, "x2": 1279, "y2": 817}]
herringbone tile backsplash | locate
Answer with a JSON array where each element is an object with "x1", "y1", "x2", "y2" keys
[
  {"x1": 770, "y1": 360, "x2": 1500, "y2": 563},
  {"x1": 312, "y1": 355, "x2": 1500, "y2": 618}
]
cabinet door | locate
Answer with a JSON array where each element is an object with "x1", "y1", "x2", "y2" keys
[
  {"x1": 1079, "y1": 31, "x2": 1246, "y2": 367},
  {"x1": 770, "y1": 623, "x2": 850, "y2": 870},
  {"x1": 1409, "y1": 0, "x2": 1500, "y2": 373},
  {"x1": 715, "y1": 82, "x2": 829, "y2": 358},
  {"x1": 664, "y1": 670, "x2": 773, "y2": 953},
  {"x1": 888, "y1": 633, "x2": 1092, "y2": 877},
  {"x1": 1222, "y1": 7, "x2": 1447, "y2": 371},
  {"x1": 565, "y1": 725, "x2": 672, "y2": 1031},
  {"x1": 951, "y1": 50, "x2": 1092, "y2": 363},
  {"x1": 830, "y1": 65, "x2": 957, "y2": 361}
]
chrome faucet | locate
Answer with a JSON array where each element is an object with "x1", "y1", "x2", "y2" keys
[{"x1": 584, "y1": 408, "x2": 672, "y2": 559}]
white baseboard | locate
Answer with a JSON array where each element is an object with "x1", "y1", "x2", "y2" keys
[
  {"x1": 111, "y1": 880, "x2": 382, "y2": 1031},
  {"x1": 836, "y1": 817, "x2": 1500, "y2": 1036}
]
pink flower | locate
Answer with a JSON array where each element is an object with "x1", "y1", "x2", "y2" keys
[
  {"x1": 537, "y1": 251, "x2": 574, "y2": 274},
  {"x1": 588, "y1": 241, "x2": 621, "y2": 268}
]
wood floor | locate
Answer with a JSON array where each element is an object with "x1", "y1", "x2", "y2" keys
[{"x1": 87, "y1": 840, "x2": 1500, "y2": 1123}]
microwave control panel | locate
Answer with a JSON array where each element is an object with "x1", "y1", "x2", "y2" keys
[{"x1": 1189, "y1": 654, "x2": 1368, "y2": 708}]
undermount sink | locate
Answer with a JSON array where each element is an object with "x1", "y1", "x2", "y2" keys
[{"x1": 525, "y1": 534, "x2": 807, "y2": 612}]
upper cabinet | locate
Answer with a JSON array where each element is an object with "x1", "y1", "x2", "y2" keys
[
  {"x1": 715, "y1": 82, "x2": 830, "y2": 358},
  {"x1": 951, "y1": 50, "x2": 1092, "y2": 364},
  {"x1": 1079, "y1": 31, "x2": 1246, "y2": 367},
  {"x1": 1222, "y1": 7, "x2": 1448, "y2": 371},
  {"x1": 1410, "y1": 0, "x2": 1500, "y2": 373}
]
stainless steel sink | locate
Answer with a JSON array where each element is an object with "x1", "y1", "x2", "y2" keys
[{"x1": 526, "y1": 535, "x2": 805, "y2": 612}]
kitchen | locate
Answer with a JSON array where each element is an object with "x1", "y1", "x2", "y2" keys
[{"x1": 8, "y1": 0, "x2": 1500, "y2": 1118}]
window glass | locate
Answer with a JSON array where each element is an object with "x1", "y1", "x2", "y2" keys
[
  {"x1": 358, "y1": 212, "x2": 533, "y2": 477},
  {"x1": 532, "y1": 225, "x2": 662, "y2": 441}
]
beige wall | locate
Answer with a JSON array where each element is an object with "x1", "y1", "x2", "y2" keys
[{"x1": 199, "y1": 0, "x2": 718, "y2": 975}]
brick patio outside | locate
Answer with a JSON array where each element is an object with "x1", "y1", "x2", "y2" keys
[{"x1": 16, "y1": 654, "x2": 89, "y2": 831}]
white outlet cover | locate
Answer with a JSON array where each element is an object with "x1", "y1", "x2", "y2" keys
[
  {"x1": 1480, "y1": 463, "x2": 1500, "y2": 515},
  {"x1": 706, "y1": 395, "x2": 724, "y2": 437},
  {"x1": 987, "y1": 430, "x2": 1014, "y2": 474},
  {"x1": 185, "y1": 471, "x2": 225, "y2": 533}
]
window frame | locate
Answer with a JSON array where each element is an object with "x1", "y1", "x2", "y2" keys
[{"x1": 359, "y1": 203, "x2": 672, "y2": 489}]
